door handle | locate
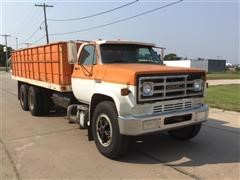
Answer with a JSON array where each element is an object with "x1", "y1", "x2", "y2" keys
[{"x1": 74, "y1": 67, "x2": 80, "y2": 70}]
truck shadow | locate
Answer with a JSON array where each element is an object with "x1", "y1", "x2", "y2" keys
[
  {"x1": 42, "y1": 107, "x2": 67, "y2": 117},
  {"x1": 118, "y1": 118, "x2": 240, "y2": 167}
]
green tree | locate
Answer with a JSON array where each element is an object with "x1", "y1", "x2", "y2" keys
[
  {"x1": 0, "y1": 44, "x2": 13, "y2": 66},
  {"x1": 164, "y1": 53, "x2": 181, "y2": 60}
]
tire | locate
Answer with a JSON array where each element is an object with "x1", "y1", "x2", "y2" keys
[
  {"x1": 92, "y1": 101, "x2": 128, "y2": 159},
  {"x1": 28, "y1": 86, "x2": 44, "y2": 116},
  {"x1": 42, "y1": 89, "x2": 53, "y2": 114},
  {"x1": 168, "y1": 124, "x2": 202, "y2": 140},
  {"x1": 19, "y1": 84, "x2": 29, "y2": 111}
]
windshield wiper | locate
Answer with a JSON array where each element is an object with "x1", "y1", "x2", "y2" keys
[
  {"x1": 110, "y1": 60, "x2": 125, "y2": 63},
  {"x1": 137, "y1": 60, "x2": 160, "y2": 64}
]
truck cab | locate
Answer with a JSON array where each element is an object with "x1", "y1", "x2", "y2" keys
[{"x1": 68, "y1": 40, "x2": 208, "y2": 158}]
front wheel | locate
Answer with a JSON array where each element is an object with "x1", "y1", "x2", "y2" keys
[
  {"x1": 168, "y1": 124, "x2": 202, "y2": 140},
  {"x1": 92, "y1": 101, "x2": 128, "y2": 159}
]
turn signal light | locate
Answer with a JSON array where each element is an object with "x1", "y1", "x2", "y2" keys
[{"x1": 121, "y1": 88, "x2": 130, "y2": 96}]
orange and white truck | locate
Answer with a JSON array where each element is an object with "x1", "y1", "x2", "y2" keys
[{"x1": 11, "y1": 40, "x2": 208, "y2": 158}]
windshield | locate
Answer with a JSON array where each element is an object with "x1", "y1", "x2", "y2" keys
[{"x1": 100, "y1": 44, "x2": 162, "y2": 64}]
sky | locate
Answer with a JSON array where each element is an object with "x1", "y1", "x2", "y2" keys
[{"x1": 0, "y1": 0, "x2": 239, "y2": 64}]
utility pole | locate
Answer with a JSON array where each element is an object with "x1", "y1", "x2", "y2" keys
[
  {"x1": 35, "y1": 3, "x2": 53, "y2": 44},
  {"x1": 0, "y1": 34, "x2": 11, "y2": 72},
  {"x1": 16, "y1": 37, "x2": 18, "y2": 49},
  {"x1": 24, "y1": 43, "x2": 32, "y2": 48}
]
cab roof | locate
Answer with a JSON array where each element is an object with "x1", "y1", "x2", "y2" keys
[{"x1": 93, "y1": 40, "x2": 156, "y2": 47}]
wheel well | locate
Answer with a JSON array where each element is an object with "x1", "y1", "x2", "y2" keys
[
  {"x1": 90, "y1": 94, "x2": 115, "y2": 122},
  {"x1": 88, "y1": 94, "x2": 115, "y2": 141}
]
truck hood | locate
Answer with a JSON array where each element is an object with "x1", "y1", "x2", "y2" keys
[{"x1": 101, "y1": 64, "x2": 205, "y2": 85}]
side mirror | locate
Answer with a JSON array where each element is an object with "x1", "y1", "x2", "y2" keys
[{"x1": 67, "y1": 41, "x2": 78, "y2": 64}]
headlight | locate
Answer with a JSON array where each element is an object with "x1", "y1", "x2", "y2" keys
[
  {"x1": 142, "y1": 82, "x2": 153, "y2": 96},
  {"x1": 193, "y1": 79, "x2": 203, "y2": 91}
]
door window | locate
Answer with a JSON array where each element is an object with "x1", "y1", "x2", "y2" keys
[{"x1": 79, "y1": 45, "x2": 96, "y2": 65}]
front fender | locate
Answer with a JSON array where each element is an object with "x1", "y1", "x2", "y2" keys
[{"x1": 93, "y1": 82, "x2": 136, "y2": 116}]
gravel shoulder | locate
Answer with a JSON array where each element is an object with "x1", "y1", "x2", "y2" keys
[{"x1": 207, "y1": 79, "x2": 240, "y2": 86}]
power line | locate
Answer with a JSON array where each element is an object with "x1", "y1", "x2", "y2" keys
[
  {"x1": 33, "y1": 35, "x2": 45, "y2": 44},
  {"x1": 21, "y1": 21, "x2": 44, "y2": 43},
  {"x1": 35, "y1": 3, "x2": 54, "y2": 44},
  {"x1": 11, "y1": 6, "x2": 35, "y2": 35},
  {"x1": 14, "y1": 8, "x2": 42, "y2": 37},
  {"x1": 50, "y1": 0, "x2": 183, "y2": 36},
  {"x1": 48, "y1": 0, "x2": 139, "y2": 22}
]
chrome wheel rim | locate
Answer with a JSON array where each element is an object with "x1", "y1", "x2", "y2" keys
[{"x1": 96, "y1": 113, "x2": 112, "y2": 147}]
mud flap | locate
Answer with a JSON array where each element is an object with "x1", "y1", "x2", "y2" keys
[{"x1": 88, "y1": 125, "x2": 93, "y2": 141}]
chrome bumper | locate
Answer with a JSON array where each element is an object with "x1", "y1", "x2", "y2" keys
[{"x1": 118, "y1": 104, "x2": 208, "y2": 136}]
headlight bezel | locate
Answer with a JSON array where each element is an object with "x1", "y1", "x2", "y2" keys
[
  {"x1": 193, "y1": 79, "x2": 203, "y2": 92},
  {"x1": 142, "y1": 82, "x2": 154, "y2": 96}
]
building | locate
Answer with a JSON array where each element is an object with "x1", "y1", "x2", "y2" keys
[
  {"x1": 191, "y1": 59, "x2": 226, "y2": 72},
  {"x1": 164, "y1": 59, "x2": 226, "y2": 72}
]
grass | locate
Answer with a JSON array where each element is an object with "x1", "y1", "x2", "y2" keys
[
  {"x1": 205, "y1": 84, "x2": 240, "y2": 112},
  {"x1": 207, "y1": 71, "x2": 240, "y2": 80}
]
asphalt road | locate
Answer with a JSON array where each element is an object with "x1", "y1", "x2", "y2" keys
[{"x1": 1, "y1": 72, "x2": 240, "y2": 180}]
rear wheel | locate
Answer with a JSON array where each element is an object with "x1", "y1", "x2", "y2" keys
[
  {"x1": 19, "y1": 84, "x2": 29, "y2": 111},
  {"x1": 168, "y1": 124, "x2": 202, "y2": 140},
  {"x1": 92, "y1": 101, "x2": 128, "y2": 159},
  {"x1": 42, "y1": 89, "x2": 53, "y2": 114},
  {"x1": 28, "y1": 86, "x2": 44, "y2": 116}
]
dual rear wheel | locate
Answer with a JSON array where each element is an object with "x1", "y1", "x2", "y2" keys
[
  {"x1": 28, "y1": 86, "x2": 44, "y2": 116},
  {"x1": 19, "y1": 83, "x2": 52, "y2": 116},
  {"x1": 19, "y1": 84, "x2": 29, "y2": 111}
]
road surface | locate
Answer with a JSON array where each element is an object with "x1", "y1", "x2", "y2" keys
[{"x1": 1, "y1": 72, "x2": 239, "y2": 179}]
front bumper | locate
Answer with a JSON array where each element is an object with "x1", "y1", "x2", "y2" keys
[{"x1": 118, "y1": 104, "x2": 208, "y2": 136}]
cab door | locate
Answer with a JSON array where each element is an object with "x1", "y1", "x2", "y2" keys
[{"x1": 71, "y1": 44, "x2": 98, "y2": 103}]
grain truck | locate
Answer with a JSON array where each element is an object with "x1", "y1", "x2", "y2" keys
[{"x1": 11, "y1": 40, "x2": 208, "y2": 158}]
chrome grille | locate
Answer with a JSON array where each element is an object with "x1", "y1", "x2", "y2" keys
[
  {"x1": 153, "y1": 101, "x2": 192, "y2": 114},
  {"x1": 185, "y1": 102, "x2": 192, "y2": 109},
  {"x1": 138, "y1": 74, "x2": 203, "y2": 103}
]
